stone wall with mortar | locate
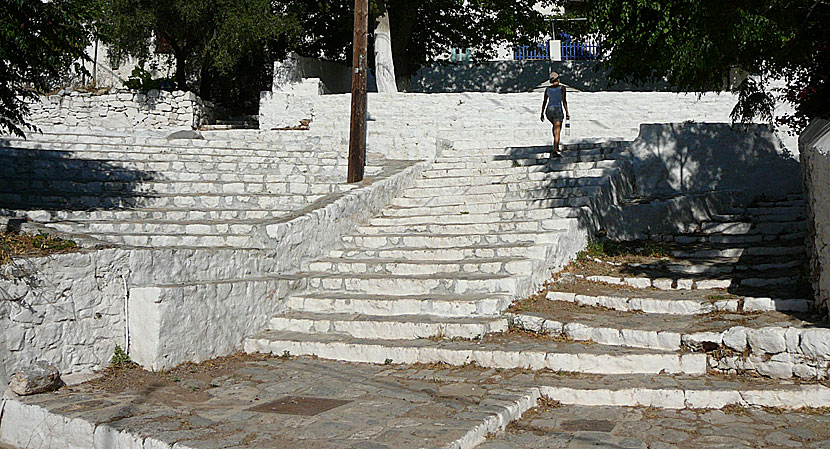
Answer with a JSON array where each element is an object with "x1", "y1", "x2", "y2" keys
[
  {"x1": 0, "y1": 249, "x2": 130, "y2": 388},
  {"x1": 27, "y1": 90, "x2": 213, "y2": 130},
  {"x1": 801, "y1": 119, "x2": 830, "y2": 318}
]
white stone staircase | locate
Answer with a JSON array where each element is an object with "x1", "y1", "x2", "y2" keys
[
  {"x1": 241, "y1": 142, "x2": 720, "y2": 375},
  {"x1": 0, "y1": 131, "x2": 385, "y2": 248}
]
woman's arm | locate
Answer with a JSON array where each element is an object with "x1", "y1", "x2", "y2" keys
[
  {"x1": 562, "y1": 86, "x2": 570, "y2": 120},
  {"x1": 540, "y1": 89, "x2": 548, "y2": 121}
]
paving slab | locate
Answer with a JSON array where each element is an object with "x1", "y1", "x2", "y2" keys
[
  {"x1": 0, "y1": 355, "x2": 539, "y2": 449},
  {"x1": 481, "y1": 402, "x2": 830, "y2": 449}
]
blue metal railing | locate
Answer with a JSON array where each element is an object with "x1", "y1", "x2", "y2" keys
[
  {"x1": 561, "y1": 41, "x2": 599, "y2": 60},
  {"x1": 513, "y1": 39, "x2": 600, "y2": 61},
  {"x1": 513, "y1": 43, "x2": 550, "y2": 61}
]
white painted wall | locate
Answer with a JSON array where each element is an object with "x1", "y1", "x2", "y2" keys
[{"x1": 801, "y1": 119, "x2": 830, "y2": 318}]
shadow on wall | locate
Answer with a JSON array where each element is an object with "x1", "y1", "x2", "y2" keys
[
  {"x1": 627, "y1": 123, "x2": 801, "y2": 199},
  {"x1": 412, "y1": 60, "x2": 674, "y2": 93},
  {"x1": 501, "y1": 122, "x2": 801, "y2": 237},
  {"x1": 0, "y1": 139, "x2": 156, "y2": 214}
]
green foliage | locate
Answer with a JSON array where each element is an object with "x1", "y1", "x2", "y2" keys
[
  {"x1": 287, "y1": 0, "x2": 555, "y2": 89},
  {"x1": 122, "y1": 67, "x2": 168, "y2": 91},
  {"x1": 97, "y1": 0, "x2": 302, "y2": 95},
  {"x1": 585, "y1": 0, "x2": 829, "y2": 129},
  {"x1": 110, "y1": 345, "x2": 137, "y2": 369},
  {"x1": 0, "y1": 0, "x2": 96, "y2": 137}
]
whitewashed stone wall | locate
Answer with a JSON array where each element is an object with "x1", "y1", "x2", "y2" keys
[
  {"x1": 0, "y1": 159, "x2": 427, "y2": 378},
  {"x1": 801, "y1": 119, "x2": 830, "y2": 318},
  {"x1": 27, "y1": 90, "x2": 213, "y2": 130},
  {"x1": 0, "y1": 249, "x2": 130, "y2": 387}
]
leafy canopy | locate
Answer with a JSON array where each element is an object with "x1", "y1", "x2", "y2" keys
[
  {"x1": 288, "y1": 0, "x2": 555, "y2": 88},
  {"x1": 585, "y1": 0, "x2": 829, "y2": 130},
  {"x1": 0, "y1": 0, "x2": 95, "y2": 137},
  {"x1": 97, "y1": 0, "x2": 301, "y2": 93}
]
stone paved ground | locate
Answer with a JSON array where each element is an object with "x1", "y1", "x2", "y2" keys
[
  {"x1": 481, "y1": 403, "x2": 830, "y2": 448},
  {"x1": 3, "y1": 354, "x2": 537, "y2": 449},
  {"x1": 5, "y1": 355, "x2": 830, "y2": 448}
]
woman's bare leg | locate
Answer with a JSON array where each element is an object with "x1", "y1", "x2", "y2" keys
[{"x1": 553, "y1": 121, "x2": 562, "y2": 154}]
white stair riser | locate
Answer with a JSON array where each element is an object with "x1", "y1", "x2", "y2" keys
[{"x1": 267, "y1": 317, "x2": 508, "y2": 340}]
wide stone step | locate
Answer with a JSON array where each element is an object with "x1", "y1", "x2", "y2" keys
[
  {"x1": 670, "y1": 231, "x2": 806, "y2": 245},
  {"x1": 243, "y1": 330, "x2": 706, "y2": 374},
  {"x1": 299, "y1": 272, "x2": 527, "y2": 296},
  {"x1": 0, "y1": 179, "x2": 350, "y2": 196},
  {"x1": 267, "y1": 311, "x2": 508, "y2": 339},
  {"x1": 73, "y1": 231, "x2": 254, "y2": 248},
  {"x1": 0, "y1": 191, "x2": 322, "y2": 210},
  {"x1": 412, "y1": 173, "x2": 607, "y2": 188},
  {"x1": 357, "y1": 218, "x2": 572, "y2": 235},
  {"x1": 670, "y1": 244, "x2": 805, "y2": 259},
  {"x1": 13, "y1": 207, "x2": 302, "y2": 222},
  {"x1": 329, "y1": 243, "x2": 547, "y2": 262},
  {"x1": 545, "y1": 288, "x2": 812, "y2": 315},
  {"x1": 534, "y1": 374, "x2": 830, "y2": 409},
  {"x1": 341, "y1": 231, "x2": 561, "y2": 249},
  {"x1": 283, "y1": 292, "x2": 514, "y2": 317},
  {"x1": 436, "y1": 152, "x2": 615, "y2": 165},
  {"x1": 0, "y1": 147, "x2": 349, "y2": 165},
  {"x1": 421, "y1": 166, "x2": 615, "y2": 179},
  {"x1": 429, "y1": 159, "x2": 621, "y2": 171},
  {"x1": 369, "y1": 210, "x2": 580, "y2": 226},
  {"x1": 42, "y1": 219, "x2": 267, "y2": 236},
  {"x1": 401, "y1": 181, "x2": 594, "y2": 198},
  {"x1": 390, "y1": 187, "x2": 599, "y2": 207},
  {"x1": 698, "y1": 220, "x2": 807, "y2": 235},
  {"x1": 508, "y1": 299, "x2": 811, "y2": 352},
  {"x1": 626, "y1": 257, "x2": 804, "y2": 275},
  {"x1": 306, "y1": 257, "x2": 536, "y2": 276},
  {"x1": 379, "y1": 201, "x2": 588, "y2": 217},
  {"x1": 1, "y1": 138, "x2": 340, "y2": 155}
]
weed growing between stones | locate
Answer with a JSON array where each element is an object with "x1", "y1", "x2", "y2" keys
[
  {"x1": 578, "y1": 237, "x2": 669, "y2": 262},
  {"x1": 109, "y1": 345, "x2": 139, "y2": 370},
  {"x1": 0, "y1": 231, "x2": 78, "y2": 266}
]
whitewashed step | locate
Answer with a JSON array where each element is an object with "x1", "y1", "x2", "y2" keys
[
  {"x1": 299, "y1": 272, "x2": 527, "y2": 296},
  {"x1": 244, "y1": 330, "x2": 707, "y2": 375},
  {"x1": 390, "y1": 188, "x2": 598, "y2": 208},
  {"x1": 413, "y1": 173, "x2": 606, "y2": 188},
  {"x1": 307, "y1": 257, "x2": 536, "y2": 276},
  {"x1": 402, "y1": 182, "x2": 600, "y2": 198},
  {"x1": 370, "y1": 211, "x2": 579, "y2": 226},
  {"x1": 357, "y1": 219, "x2": 571, "y2": 235},
  {"x1": 267, "y1": 312, "x2": 508, "y2": 339},
  {"x1": 671, "y1": 245, "x2": 804, "y2": 259},
  {"x1": 283, "y1": 292, "x2": 514, "y2": 317},
  {"x1": 342, "y1": 231, "x2": 561, "y2": 249},
  {"x1": 546, "y1": 290, "x2": 812, "y2": 315},
  {"x1": 421, "y1": 166, "x2": 614, "y2": 179},
  {"x1": 536, "y1": 374, "x2": 830, "y2": 409},
  {"x1": 379, "y1": 200, "x2": 588, "y2": 217},
  {"x1": 330, "y1": 243, "x2": 547, "y2": 262}
]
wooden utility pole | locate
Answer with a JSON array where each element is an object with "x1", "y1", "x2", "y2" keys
[{"x1": 348, "y1": 0, "x2": 369, "y2": 183}]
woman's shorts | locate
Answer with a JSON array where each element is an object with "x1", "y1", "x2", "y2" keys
[{"x1": 545, "y1": 106, "x2": 564, "y2": 123}]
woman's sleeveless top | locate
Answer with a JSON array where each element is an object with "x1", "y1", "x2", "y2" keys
[{"x1": 546, "y1": 86, "x2": 563, "y2": 110}]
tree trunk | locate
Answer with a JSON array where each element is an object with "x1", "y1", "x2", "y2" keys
[
  {"x1": 374, "y1": 5, "x2": 397, "y2": 93},
  {"x1": 174, "y1": 52, "x2": 187, "y2": 91}
]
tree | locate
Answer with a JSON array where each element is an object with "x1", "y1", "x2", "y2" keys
[
  {"x1": 0, "y1": 0, "x2": 95, "y2": 137},
  {"x1": 97, "y1": 0, "x2": 301, "y2": 98},
  {"x1": 584, "y1": 0, "x2": 829, "y2": 131},
  {"x1": 288, "y1": 0, "x2": 554, "y2": 90}
]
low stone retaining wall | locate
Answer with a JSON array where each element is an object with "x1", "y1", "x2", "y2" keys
[
  {"x1": 801, "y1": 119, "x2": 830, "y2": 319},
  {"x1": 0, "y1": 159, "x2": 428, "y2": 378},
  {"x1": 27, "y1": 89, "x2": 213, "y2": 130},
  {"x1": 0, "y1": 249, "x2": 130, "y2": 387}
]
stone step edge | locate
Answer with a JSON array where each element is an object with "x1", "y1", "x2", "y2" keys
[
  {"x1": 268, "y1": 314, "x2": 510, "y2": 339},
  {"x1": 0, "y1": 391, "x2": 539, "y2": 449},
  {"x1": 546, "y1": 290, "x2": 812, "y2": 315},
  {"x1": 508, "y1": 312, "x2": 830, "y2": 380},
  {"x1": 243, "y1": 335, "x2": 707, "y2": 375},
  {"x1": 568, "y1": 273, "x2": 803, "y2": 291},
  {"x1": 538, "y1": 384, "x2": 830, "y2": 410}
]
